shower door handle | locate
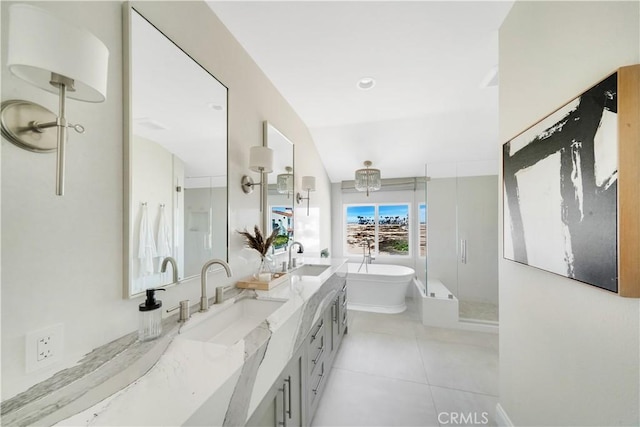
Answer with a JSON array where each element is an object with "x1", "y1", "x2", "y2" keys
[{"x1": 460, "y1": 239, "x2": 467, "y2": 264}]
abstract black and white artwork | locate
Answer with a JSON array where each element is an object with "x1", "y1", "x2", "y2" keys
[{"x1": 503, "y1": 73, "x2": 618, "y2": 292}]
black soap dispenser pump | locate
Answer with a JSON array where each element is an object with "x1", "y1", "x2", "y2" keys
[{"x1": 138, "y1": 288, "x2": 165, "y2": 342}]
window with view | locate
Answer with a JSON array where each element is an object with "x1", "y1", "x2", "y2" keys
[{"x1": 345, "y1": 204, "x2": 410, "y2": 256}]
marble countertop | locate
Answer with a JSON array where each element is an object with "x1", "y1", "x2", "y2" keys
[{"x1": 3, "y1": 258, "x2": 346, "y2": 426}]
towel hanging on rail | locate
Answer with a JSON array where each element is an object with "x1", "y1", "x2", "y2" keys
[
  {"x1": 138, "y1": 203, "x2": 157, "y2": 276},
  {"x1": 157, "y1": 204, "x2": 171, "y2": 261}
]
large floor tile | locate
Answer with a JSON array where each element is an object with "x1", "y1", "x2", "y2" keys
[
  {"x1": 430, "y1": 386, "x2": 498, "y2": 427},
  {"x1": 334, "y1": 332, "x2": 428, "y2": 383},
  {"x1": 417, "y1": 339, "x2": 498, "y2": 396},
  {"x1": 349, "y1": 310, "x2": 417, "y2": 338},
  {"x1": 413, "y1": 325, "x2": 498, "y2": 350},
  {"x1": 312, "y1": 368, "x2": 439, "y2": 427}
]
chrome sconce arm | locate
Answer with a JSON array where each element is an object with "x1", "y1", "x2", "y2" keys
[
  {"x1": 296, "y1": 176, "x2": 316, "y2": 216},
  {"x1": 241, "y1": 146, "x2": 273, "y2": 211}
]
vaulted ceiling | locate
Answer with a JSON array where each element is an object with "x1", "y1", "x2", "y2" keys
[{"x1": 208, "y1": 1, "x2": 514, "y2": 180}]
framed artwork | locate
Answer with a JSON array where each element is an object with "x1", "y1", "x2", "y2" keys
[{"x1": 503, "y1": 65, "x2": 640, "y2": 296}]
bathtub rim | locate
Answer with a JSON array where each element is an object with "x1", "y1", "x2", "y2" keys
[{"x1": 346, "y1": 263, "x2": 416, "y2": 282}]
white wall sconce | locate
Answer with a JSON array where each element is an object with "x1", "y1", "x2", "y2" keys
[
  {"x1": 241, "y1": 146, "x2": 273, "y2": 210},
  {"x1": 0, "y1": 4, "x2": 109, "y2": 196},
  {"x1": 296, "y1": 176, "x2": 316, "y2": 216}
]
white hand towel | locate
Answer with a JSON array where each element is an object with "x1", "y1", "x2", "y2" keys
[
  {"x1": 157, "y1": 205, "x2": 171, "y2": 259},
  {"x1": 138, "y1": 204, "x2": 157, "y2": 276}
]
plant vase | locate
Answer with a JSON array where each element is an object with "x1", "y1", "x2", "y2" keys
[{"x1": 254, "y1": 255, "x2": 274, "y2": 282}]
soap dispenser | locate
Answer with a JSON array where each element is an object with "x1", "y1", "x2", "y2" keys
[{"x1": 138, "y1": 288, "x2": 166, "y2": 342}]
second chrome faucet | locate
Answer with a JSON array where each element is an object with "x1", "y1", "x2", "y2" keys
[
  {"x1": 200, "y1": 259, "x2": 233, "y2": 312},
  {"x1": 160, "y1": 256, "x2": 179, "y2": 284}
]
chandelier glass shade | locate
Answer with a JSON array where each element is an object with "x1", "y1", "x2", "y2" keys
[
  {"x1": 277, "y1": 166, "x2": 294, "y2": 196},
  {"x1": 354, "y1": 161, "x2": 381, "y2": 196}
]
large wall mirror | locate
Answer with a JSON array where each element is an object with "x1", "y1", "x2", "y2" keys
[
  {"x1": 264, "y1": 122, "x2": 294, "y2": 253},
  {"x1": 124, "y1": 6, "x2": 228, "y2": 298}
]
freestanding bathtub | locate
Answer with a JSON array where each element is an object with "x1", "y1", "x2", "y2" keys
[{"x1": 346, "y1": 263, "x2": 415, "y2": 314}]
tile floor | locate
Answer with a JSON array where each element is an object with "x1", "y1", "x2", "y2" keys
[{"x1": 312, "y1": 299, "x2": 499, "y2": 427}]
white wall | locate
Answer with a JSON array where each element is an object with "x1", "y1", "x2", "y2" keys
[
  {"x1": 1, "y1": 0, "x2": 331, "y2": 400},
  {"x1": 499, "y1": 2, "x2": 640, "y2": 425}
]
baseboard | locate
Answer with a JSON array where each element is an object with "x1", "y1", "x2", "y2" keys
[
  {"x1": 495, "y1": 403, "x2": 514, "y2": 427},
  {"x1": 457, "y1": 319, "x2": 499, "y2": 334}
]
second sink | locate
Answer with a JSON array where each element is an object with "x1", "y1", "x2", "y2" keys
[
  {"x1": 179, "y1": 299, "x2": 284, "y2": 346},
  {"x1": 292, "y1": 264, "x2": 330, "y2": 277}
]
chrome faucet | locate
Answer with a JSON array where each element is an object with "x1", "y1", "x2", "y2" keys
[
  {"x1": 200, "y1": 259, "x2": 232, "y2": 312},
  {"x1": 160, "y1": 256, "x2": 179, "y2": 284},
  {"x1": 215, "y1": 284, "x2": 236, "y2": 304},
  {"x1": 288, "y1": 241, "x2": 304, "y2": 270}
]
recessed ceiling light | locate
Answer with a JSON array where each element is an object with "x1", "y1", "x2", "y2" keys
[{"x1": 357, "y1": 77, "x2": 376, "y2": 90}]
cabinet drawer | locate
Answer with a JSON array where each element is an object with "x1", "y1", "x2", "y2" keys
[
  {"x1": 309, "y1": 317, "x2": 324, "y2": 345},
  {"x1": 308, "y1": 333, "x2": 325, "y2": 376},
  {"x1": 309, "y1": 361, "x2": 327, "y2": 416}
]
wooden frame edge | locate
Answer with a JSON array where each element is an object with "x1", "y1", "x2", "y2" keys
[{"x1": 618, "y1": 64, "x2": 640, "y2": 297}]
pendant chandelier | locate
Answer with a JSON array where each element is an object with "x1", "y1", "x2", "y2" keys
[
  {"x1": 354, "y1": 160, "x2": 381, "y2": 197},
  {"x1": 276, "y1": 166, "x2": 294, "y2": 198}
]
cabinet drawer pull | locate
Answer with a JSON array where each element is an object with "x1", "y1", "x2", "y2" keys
[
  {"x1": 311, "y1": 320, "x2": 324, "y2": 341},
  {"x1": 331, "y1": 303, "x2": 337, "y2": 322},
  {"x1": 312, "y1": 345, "x2": 324, "y2": 365},
  {"x1": 341, "y1": 283, "x2": 347, "y2": 293},
  {"x1": 342, "y1": 298, "x2": 348, "y2": 309},
  {"x1": 278, "y1": 382, "x2": 287, "y2": 427},
  {"x1": 284, "y1": 376, "x2": 292, "y2": 419},
  {"x1": 312, "y1": 366, "x2": 326, "y2": 395}
]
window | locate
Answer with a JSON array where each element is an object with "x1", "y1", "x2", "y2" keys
[{"x1": 345, "y1": 204, "x2": 410, "y2": 256}]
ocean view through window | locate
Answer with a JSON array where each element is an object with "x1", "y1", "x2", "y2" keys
[{"x1": 345, "y1": 204, "x2": 410, "y2": 256}]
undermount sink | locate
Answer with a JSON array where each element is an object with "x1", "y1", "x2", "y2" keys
[
  {"x1": 292, "y1": 264, "x2": 330, "y2": 277},
  {"x1": 178, "y1": 299, "x2": 284, "y2": 346}
]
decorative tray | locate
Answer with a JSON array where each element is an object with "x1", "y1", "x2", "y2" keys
[{"x1": 236, "y1": 272, "x2": 289, "y2": 290}]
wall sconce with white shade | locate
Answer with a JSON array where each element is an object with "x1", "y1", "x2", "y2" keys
[
  {"x1": 354, "y1": 160, "x2": 381, "y2": 197},
  {"x1": 0, "y1": 4, "x2": 109, "y2": 196},
  {"x1": 296, "y1": 176, "x2": 316, "y2": 216},
  {"x1": 241, "y1": 146, "x2": 273, "y2": 210}
]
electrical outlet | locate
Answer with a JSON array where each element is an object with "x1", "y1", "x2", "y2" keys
[
  {"x1": 37, "y1": 336, "x2": 53, "y2": 361},
  {"x1": 26, "y1": 323, "x2": 64, "y2": 373}
]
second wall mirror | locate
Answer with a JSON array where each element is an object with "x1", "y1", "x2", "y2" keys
[
  {"x1": 124, "y1": 6, "x2": 229, "y2": 298},
  {"x1": 264, "y1": 122, "x2": 294, "y2": 253}
]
